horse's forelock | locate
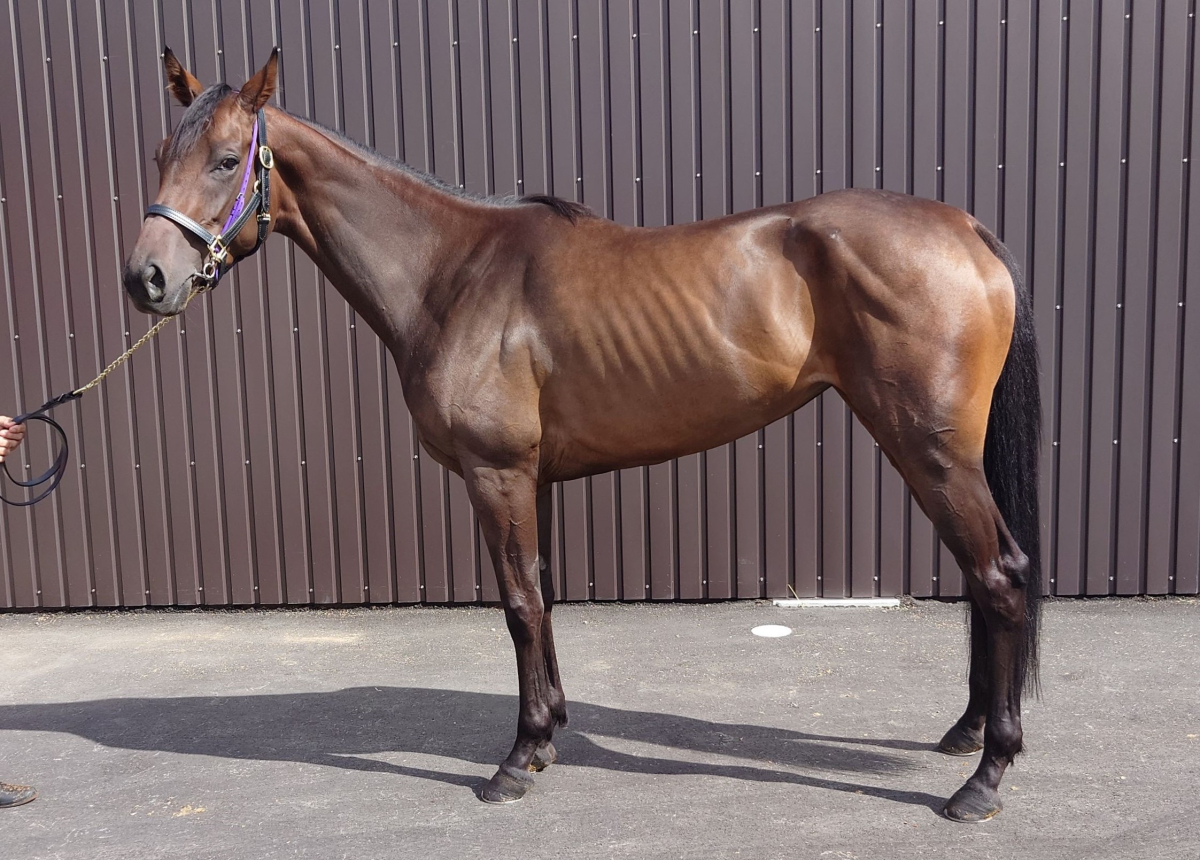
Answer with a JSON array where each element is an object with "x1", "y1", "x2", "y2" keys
[{"x1": 163, "y1": 83, "x2": 234, "y2": 161}]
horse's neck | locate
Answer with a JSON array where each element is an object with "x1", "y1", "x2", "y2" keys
[{"x1": 267, "y1": 109, "x2": 482, "y2": 348}]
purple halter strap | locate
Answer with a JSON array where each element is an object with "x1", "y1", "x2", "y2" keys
[{"x1": 221, "y1": 118, "x2": 260, "y2": 234}]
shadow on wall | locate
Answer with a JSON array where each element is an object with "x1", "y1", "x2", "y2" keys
[{"x1": 0, "y1": 686, "x2": 947, "y2": 812}]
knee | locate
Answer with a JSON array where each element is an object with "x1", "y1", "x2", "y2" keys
[{"x1": 503, "y1": 591, "x2": 545, "y2": 644}]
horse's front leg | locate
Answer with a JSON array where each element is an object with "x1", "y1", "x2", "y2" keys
[
  {"x1": 466, "y1": 457, "x2": 557, "y2": 803},
  {"x1": 529, "y1": 485, "x2": 567, "y2": 772}
]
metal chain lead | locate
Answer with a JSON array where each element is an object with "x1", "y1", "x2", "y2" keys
[{"x1": 72, "y1": 287, "x2": 199, "y2": 397}]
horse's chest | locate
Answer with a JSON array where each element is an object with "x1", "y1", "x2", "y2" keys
[
  {"x1": 401, "y1": 376, "x2": 458, "y2": 449},
  {"x1": 415, "y1": 432, "x2": 462, "y2": 475},
  {"x1": 401, "y1": 379, "x2": 467, "y2": 473},
  {"x1": 399, "y1": 361, "x2": 532, "y2": 472}
]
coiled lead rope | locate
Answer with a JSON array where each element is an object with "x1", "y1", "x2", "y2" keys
[{"x1": 1, "y1": 288, "x2": 198, "y2": 507}]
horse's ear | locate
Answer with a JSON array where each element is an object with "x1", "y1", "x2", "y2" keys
[
  {"x1": 237, "y1": 47, "x2": 279, "y2": 113},
  {"x1": 162, "y1": 46, "x2": 203, "y2": 107}
]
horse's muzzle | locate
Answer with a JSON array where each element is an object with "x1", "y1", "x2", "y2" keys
[{"x1": 123, "y1": 260, "x2": 189, "y2": 316}]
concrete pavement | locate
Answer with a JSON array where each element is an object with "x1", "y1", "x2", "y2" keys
[{"x1": 1, "y1": 598, "x2": 1196, "y2": 859}]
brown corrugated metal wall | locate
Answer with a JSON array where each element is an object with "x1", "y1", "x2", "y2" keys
[{"x1": 0, "y1": 0, "x2": 1196, "y2": 609}]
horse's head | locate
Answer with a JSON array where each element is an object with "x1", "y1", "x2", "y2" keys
[{"x1": 123, "y1": 48, "x2": 278, "y2": 315}]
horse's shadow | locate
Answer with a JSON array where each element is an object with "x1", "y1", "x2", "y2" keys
[{"x1": 0, "y1": 687, "x2": 947, "y2": 812}]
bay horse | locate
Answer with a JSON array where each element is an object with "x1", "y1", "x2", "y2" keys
[{"x1": 124, "y1": 49, "x2": 1041, "y2": 822}]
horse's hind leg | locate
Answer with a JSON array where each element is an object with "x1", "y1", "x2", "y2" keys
[
  {"x1": 891, "y1": 445, "x2": 1031, "y2": 821},
  {"x1": 530, "y1": 485, "x2": 567, "y2": 771},
  {"x1": 936, "y1": 603, "x2": 989, "y2": 756}
]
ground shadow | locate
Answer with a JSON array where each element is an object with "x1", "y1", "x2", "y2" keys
[{"x1": 0, "y1": 687, "x2": 947, "y2": 813}]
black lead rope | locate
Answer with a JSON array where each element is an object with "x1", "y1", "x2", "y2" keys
[{"x1": 0, "y1": 391, "x2": 82, "y2": 507}]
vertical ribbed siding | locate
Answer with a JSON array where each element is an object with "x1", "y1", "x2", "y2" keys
[{"x1": 1, "y1": 0, "x2": 1197, "y2": 608}]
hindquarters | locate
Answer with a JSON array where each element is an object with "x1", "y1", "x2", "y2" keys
[
  {"x1": 799, "y1": 192, "x2": 1039, "y2": 820},
  {"x1": 802, "y1": 192, "x2": 1038, "y2": 681},
  {"x1": 791, "y1": 191, "x2": 1019, "y2": 471}
]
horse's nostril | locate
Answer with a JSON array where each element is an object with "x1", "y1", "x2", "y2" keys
[{"x1": 142, "y1": 264, "x2": 166, "y2": 302}]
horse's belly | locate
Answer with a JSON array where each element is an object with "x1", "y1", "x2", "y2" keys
[{"x1": 539, "y1": 338, "x2": 825, "y2": 480}]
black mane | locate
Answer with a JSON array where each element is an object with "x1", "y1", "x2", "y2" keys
[{"x1": 293, "y1": 116, "x2": 594, "y2": 223}]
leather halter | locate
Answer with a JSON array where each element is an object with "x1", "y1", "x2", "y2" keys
[{"x1": 145, "y1": 108, "x2": 274, "y2": 289}]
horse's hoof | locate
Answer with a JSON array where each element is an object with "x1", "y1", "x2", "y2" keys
[
  {"x1": 0, "y1": 783, "x2": 37, "y2": 809},
  {"x1": 937, "y1": 723, "x2": 984, "y2": 756},
  {"x1": 479, "y1": 763, "x2": 535, "y2": 804},
  {"x1": 530, "y1": 741, "x2": 557, "y2": 772},
  {"x1": 942, "y1": 783, "x2": 1002, "y2": 822}
]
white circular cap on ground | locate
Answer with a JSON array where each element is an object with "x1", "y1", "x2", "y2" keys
[{"x1": 751, "y1": 624, "x2": 793, "y2": 638}]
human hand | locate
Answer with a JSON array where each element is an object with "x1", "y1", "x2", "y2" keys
[{"x1": 0, "y1": 417, "x2": 25, "y2": 464}]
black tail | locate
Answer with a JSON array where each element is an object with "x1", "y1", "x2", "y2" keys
[{"x1": 973, "y1": 222, "x2": 1042, "y2": 697}]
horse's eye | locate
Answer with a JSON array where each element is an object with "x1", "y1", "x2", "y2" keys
[{"x1": 219, "y1": 156, "x2": 239, "y2": 171}]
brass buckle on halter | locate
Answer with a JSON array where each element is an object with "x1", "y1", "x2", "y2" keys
[
  {"x1": 208, "y1": 237, "x2": 229, "y2": 264},
  {"x1": 200, "y1": 237, "x2": 229, "y2": 286},
  {"x1": 258, "y1": 145, "x2": 275, "y2": 170}
]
